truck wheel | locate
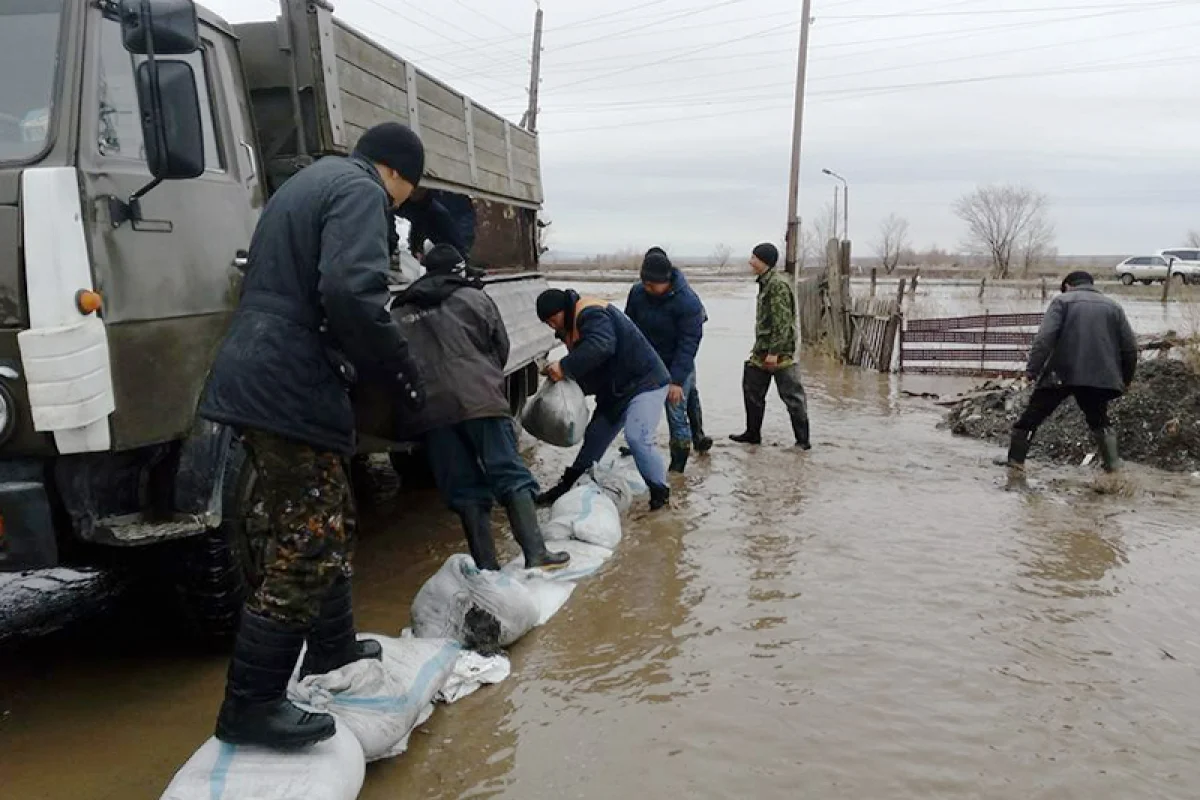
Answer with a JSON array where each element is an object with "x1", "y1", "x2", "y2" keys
[
  {"x1": 389, "y1": 450, "x2": 437, "y2": 490},
  {"x1": 1120, "y1": 273, "x2": 1134, "y2": 286},
  {"x1": 173, "y1": 438, "x2": 267, "y2": 641}
]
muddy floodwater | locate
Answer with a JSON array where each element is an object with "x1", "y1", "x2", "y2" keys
[{"x1": 2, "y1": 281, "x2": 1200, "y2": 799}]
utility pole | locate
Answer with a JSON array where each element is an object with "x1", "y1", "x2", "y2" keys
[
  {"x1": 784, "y1": 0, "x2": 815, "y2": 274},
  {"x1": 521, "y1": 6, "x2": 544, "y2": 132}
]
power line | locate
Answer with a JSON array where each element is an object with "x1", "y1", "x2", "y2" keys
[
  {"x1": 444, "y1": 0, "x2": 524, "y2": 36},
  {"x1": 548, "y1": 0, "x2": 752, "y2": 53},
  {"x1": 823, "y1": 0, "x2": 1197, "y2": 19}
]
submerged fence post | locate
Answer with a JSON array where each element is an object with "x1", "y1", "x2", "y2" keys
[
  {"x1": 910, "y1": 270, "x2": 920, "y2": 297},
  {"x1": 979, "y1": 277, "x2": 986, "y2": 299},
  {"x1": 870, "y1": 267, "x2": 877, "y2": 297},
  {"x1": 1040, "y1": 276, "x2": 1047, "y2": 300},
  {"x1": 1162, "y1": 273, "x2": 1173, "y2": 304}
]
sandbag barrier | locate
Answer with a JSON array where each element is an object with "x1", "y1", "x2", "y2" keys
[{"x1": 162, "y1": 454, "x2": 644, "y2": 800}]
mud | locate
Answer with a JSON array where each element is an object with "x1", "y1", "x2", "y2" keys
[
  {"x1": 3, "y1": 282, "x2": 1200, "y2": 799},
  {"x1": 946, "y1": 358, "x2": 1200, "y2": 473}
]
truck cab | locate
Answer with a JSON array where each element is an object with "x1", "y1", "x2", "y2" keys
[{"x1": 0, "y1": 0, "x2": 553, "y2": 638}]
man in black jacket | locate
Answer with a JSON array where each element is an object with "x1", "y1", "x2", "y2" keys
[
  {"x1": 392, "y1": 245, "x2": 569, "y2": 572},
  {"x1": 999, "y1": 271, "x2": 1138, "y2": 474},
  {"x1": 200, "y1": 123, "x2": 427, "y2": 749}
]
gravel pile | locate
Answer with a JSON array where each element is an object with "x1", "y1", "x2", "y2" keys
[{"x1": 943, "y1": 359, "x2": 1200, "y2": 472}]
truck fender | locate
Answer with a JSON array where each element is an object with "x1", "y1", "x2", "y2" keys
[{"x1": 173, "y1": 420, "x2": 234, "y2": 527}]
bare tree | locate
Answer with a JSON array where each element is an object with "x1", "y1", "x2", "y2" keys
[
  {"x1": 711, "y1": 243, "x2": 733, "y2": 272},
  {"x1": 953, "y1": 185, "x2": 1053, "y2": 279},
  {"x1": 1186, "y1": 230, "x2": 1200, "y2": 248},
  {"x1": 807, "y1": 202, "x2": 839, "y2": 269},
  {"x1": 1017, "y1": 214, "x2": 1057, "y2": 276},
  {"x1": 872, "y1": 214, "x2": 910, "y2": 274}
]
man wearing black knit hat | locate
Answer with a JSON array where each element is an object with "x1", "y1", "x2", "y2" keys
[
  {"x1": 390, "y1": 244, "x2": 570, "y2": 573},
  {"x1": 200, "y1": 122, "x2": 428, "y2": 750},
  {"x1": 730, "y1": 242, "x2": 812, "y2": 449},
  {"x1": 624, "y1": 247, "x2": 708, "y2": 473}
]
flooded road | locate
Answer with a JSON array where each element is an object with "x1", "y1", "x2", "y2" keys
[{"x1": 3, "y1": 281, "x2": 1200, "y2": 799}]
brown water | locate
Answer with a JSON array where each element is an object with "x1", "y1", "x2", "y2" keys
[{"x1": 2, "y1": 282, "x2": 1199, "y2": 799}]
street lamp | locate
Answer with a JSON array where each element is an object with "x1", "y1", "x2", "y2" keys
[{"x1": 822, "y1": 168, "x2": 848, "y2": 242}]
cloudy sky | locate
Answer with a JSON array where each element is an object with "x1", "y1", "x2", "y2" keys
[{"x1": 204, "y1": 0, "x2": 1200, "y2": 258}]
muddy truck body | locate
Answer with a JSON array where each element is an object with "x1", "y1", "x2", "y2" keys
[{"x1": 0, "y1": 0, "x2": 554, "y2": 636}]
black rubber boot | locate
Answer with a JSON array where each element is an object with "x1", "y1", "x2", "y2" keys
[
  {"x1": 668, "y1": 441, "x2": 691, "y2": 474},
  {"x1": 995, "y1": 429, "x2": 1032, "y2": 468},
  {"x1": 459, "y1": 504, "x2": 501, "y2": 571},
  {"x1": 688, "y1": 398, "x2": 713, "y2": 453},
  {"x1": 535, "y1": 466, "x2": 585, "y2": 507},
  {"x1": 730, "y1": 431, "x2": 762, "y2": 445},
  {"x1": 649, "y1": 483, "x2": 671, "y2": 511},
  {"x1": 216, "y1": 612, "x2": 337, "y2": 749},
  {"x1": 794, "y1": 419, "x2": 812, "y2": 451},
  {"x1": 1093, "y1": 428, "x2": 1122, "y2": 473},
  {"x1": 299, "y1": 577, "x2": 382, "y2": 679},
  {"x1": 505, "y1": 490, "x2": 570, "y2": 570}
]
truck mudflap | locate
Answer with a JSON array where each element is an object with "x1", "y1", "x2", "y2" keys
[{"x1": 0, "y1": 460, "x2": 58, "y2": 570}]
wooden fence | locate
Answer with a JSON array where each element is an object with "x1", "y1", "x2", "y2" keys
[
  {"x1": 848, "y1": 295, "x2": 903, "y2": 372},
  {"x1": 796, "y1": 258, "x2": 902, "y2": 373},
  {"x1": 900, "y1": 312, "x2": 1044, "y2": 376}
]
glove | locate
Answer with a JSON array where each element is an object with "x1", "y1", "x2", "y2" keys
[
  {"x1": 395, "y1": 351, "x2": 426, "y2": 411},
  {"x1": 535, "y1": 466, "x2": 585, "y2": 507}
]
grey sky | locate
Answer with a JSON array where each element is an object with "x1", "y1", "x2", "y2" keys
[{"x1": 204, "y1": 0, "x2": 1200, "y2": 258}]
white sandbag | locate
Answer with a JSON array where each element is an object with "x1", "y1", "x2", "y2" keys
[
  {"x1": 593, "y1": 453, "x2": 649, "y2": 497},
  {"x1": 161, "y1": 725, "x2": 364, "y2": 800},
  {"x1": 521, "y1": 378, "x2": 589, "y2": 447},
  {"x1": 505, "y1": 539, "x2": 615, "y2": 588},
  {"x1": 583, "y1": 469, "x2": 632, "y2": 514},
  {"x1": 288, "y1": 635, "x2": 459, "y2": 762},
  {"x1": 438, "y1": 650, "x2": 512, "y2": 704},
  {"x1": 549, "y1": 484, "x2": 623, "y2": 550},
  {"x1": 411, "y1": 554, "x2": 541, "y2": 647}
]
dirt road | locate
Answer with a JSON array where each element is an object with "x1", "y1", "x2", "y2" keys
[{"x1": 2, "y1": 282, "x2": 1199, "y2": 799}]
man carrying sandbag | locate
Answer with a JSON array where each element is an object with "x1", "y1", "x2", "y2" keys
[
  {"x1": 624, "y1": 247, "x2": 707, "y2": 473},
  {"x1": 200, "y1": 123, "x2": 427, "y2": 749},
  {"x1": 535, "y1": 288, "x2": 673, "y2": 511},
  {"x1": 392, "y1": 244, "x2": 569, "y2": 572}
]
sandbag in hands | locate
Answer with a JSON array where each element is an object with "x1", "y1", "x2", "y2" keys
[{"x1": 521, "y1": 378, "x2": 588, "y2": 447}]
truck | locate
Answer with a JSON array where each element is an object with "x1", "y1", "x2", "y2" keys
[{"x1": 0, "y1": 0, "x2": 556, "y2": 637}]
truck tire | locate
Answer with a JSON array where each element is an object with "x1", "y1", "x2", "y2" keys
[{"x1": 172, "y1": 438, "x2": 266, "y2": 642}]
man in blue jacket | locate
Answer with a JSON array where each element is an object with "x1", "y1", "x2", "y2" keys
[
  {"x1": 534, "y1": 289, "x2": 673, "y2": 511},
  {"x1": 624, "y1": 248, "x2": 707, "y2": 473}
]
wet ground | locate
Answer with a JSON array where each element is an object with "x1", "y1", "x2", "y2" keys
[{"x1": 3, "y1": 281, "x2": 1200, "y2": 798}]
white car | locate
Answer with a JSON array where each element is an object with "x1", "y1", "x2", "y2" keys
[
  {"x1": 1157, "y1": 248, "x2": 1200, "y2": 285},
  {"x1": 1115, "y1": 254, "x2": 1170, "y2": 285}
]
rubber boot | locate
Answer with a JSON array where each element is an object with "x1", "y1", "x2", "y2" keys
[
  {"x1": 215, "y1": 612, "x2": 337, "y2": 749},
  {"x1": 299, "y1": 577, "x2": 382, "y2": 679},
  {"x1": 535, "y1": 466, "x2": 585, "y2": 507},
  {"x1": 505, "y1": 490, "x2": 570, "y2": 570},
  {"x1": 1093, "y1": 428, "x2": 1122, "y2": 473},
  {"x1": 994, "y1": 429, "x2": 1032, "y2": 468},
  {"x1": 688, "y1": 398, "x2": 714, "y2": 454},
  {"x1": 458, "y1": 504, "x2": 501, "y2": 571},
  {"x1": 649, "y1": 483, "x2": 671, "y2": 511},
  {"x1": 730, "y1": 405, "x2": 764, "y2": 445},
  {"x1": 793, "y1": 419, "x2": 812, "y2": 451},
  {"x1": 668, "y1": 441, "x2": 691, "y2": 474}
]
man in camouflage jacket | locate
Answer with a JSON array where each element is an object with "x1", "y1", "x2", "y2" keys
[{"x1": 730, "y1": 243, "x2": 812, "y2": 449}]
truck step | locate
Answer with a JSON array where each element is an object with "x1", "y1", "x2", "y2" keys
[{"x1": 94, "y1": 514, "x2": 209, "y2": 546}]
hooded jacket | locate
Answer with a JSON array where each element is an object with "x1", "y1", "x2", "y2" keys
[
  {"x1": 1026, "y1": 285, "x2": 1138, "y2": 392},
  {"x1": 559, "y1": 293, "x2": 670, "y2": 421},
  {"x1": 390, "y1": 274, "x2": 511, "y2": 439},
  {"x1": 199, "y1": 155, "x2": 416, "y2": 455},
  {"x1": 623, "y1": 268, "x2": 706, "y2": 386}
]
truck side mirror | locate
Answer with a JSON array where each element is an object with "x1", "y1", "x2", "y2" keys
[
  {"x1": 136, "y1": 60, "x2": 205, "y2": 180},
  {"x1": 119, "y1": 0, "x2": 199, "y2": 55}
]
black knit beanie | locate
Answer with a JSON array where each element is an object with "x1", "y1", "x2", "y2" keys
[
  {"x1": 424, "y1": 243, "x2": 466, "y2": 275},
  {"x1": 753, "y1": 243, "x2": 779, "y2": 269},
  {"x1": 537, "y1": 288, "x2": 572, "y2": 322},
  {"x1": 1061, "y1": 270, "x2": 1094, "y2": 292},
  {"x1": 640, "y1": 251, "x2": 673, "y2": 284},
  {"x1": 645, "y1": 246, "x2": 667, "y2": 259},
  {"x1": 353, "y1": 123, "x2": 425, "y2": 185}
]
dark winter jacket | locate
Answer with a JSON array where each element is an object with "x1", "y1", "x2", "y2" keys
[
  {"x1": 390, "y1": 275, "x2": 511, "y2": 439},
  {"x1": 199, "y1": 156, "x2": 417, "y2": 455},
  {"x1": 1026, "y1": 286, "x2": 1138, "y2": 392},
  {"x1": 394, "y1": 190, "x2": 475, "y2": 257},
  {"x1": 623, "y1": 269, "x2": 706, "y2": 385},
  {"x1": 560, "y1": 296, "x2": 670, "y2": 421}
]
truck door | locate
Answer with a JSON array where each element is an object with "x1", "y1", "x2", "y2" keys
[{"x1": 77, "y1": 9, "x2": 261, "y2": 450}]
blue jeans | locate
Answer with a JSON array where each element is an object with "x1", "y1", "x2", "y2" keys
[
  {"x1": 424, "y1": 417, "x2": 539, "y2": 512},
  {"x1": 572, "y1": 386, "x2": 669, "y2": 488},
  {"x1": 665, "y1": 372, "x2": 696, "y2": 446}
]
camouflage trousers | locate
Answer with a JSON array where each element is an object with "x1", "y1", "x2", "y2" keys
[{"x1": 241, "y1": 429, "x2": 355, "y2": 627}]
